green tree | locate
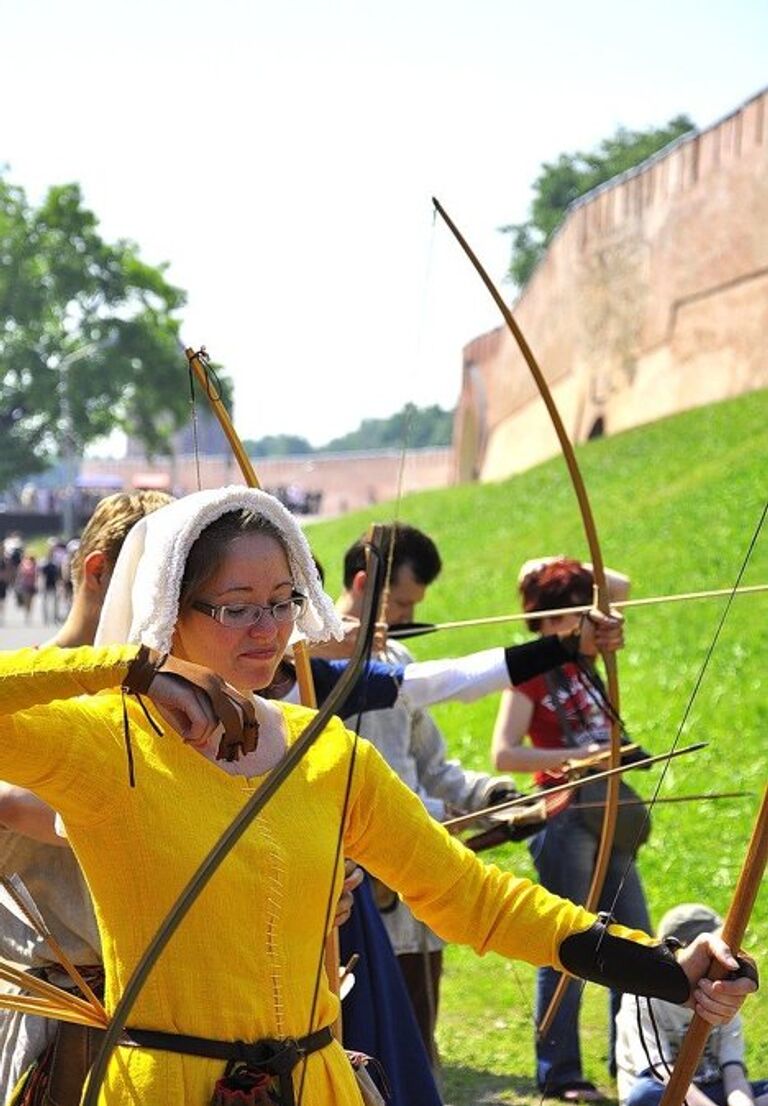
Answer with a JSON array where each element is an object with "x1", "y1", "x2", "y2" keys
[
  {"x1": 0, "y1": 177, "x2": 202, "y2": 489},
  {"x1": 502, "y1": 115, "x2": 695, "y2": 287},
  {"x1": 319, "y1": 403, "x2": 454, "y2": 452},
  {"x1": 243, "y1": 434, "x2": 313, "y2": 458},
  {"x1": 242, "y1": 405, "x2": 455, "y2": 458}
]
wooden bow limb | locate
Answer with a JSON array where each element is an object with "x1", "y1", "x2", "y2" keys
[
  {"x1": 659, "y1": 783, "x2": 768, "y2": 1106},
  {"x1": 387, "y1": 583, "x2": 768, "y2": 639},
  {"x1": 185, "y1": 348, "x2": 317, "y2": 709},
  {"x1": 443, "y1": 742, "x2": 707, "y2": 833},
  {"x1": 434, "y1": 197, "x2": 623, "y2": 1034},
  {"x1": 185, "y1": 347, "x2": 350, "y2": 1041}
]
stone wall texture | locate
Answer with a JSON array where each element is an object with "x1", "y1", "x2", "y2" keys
[{"x1": 454, "y1": 87, "x2": 768, "y2": 482}]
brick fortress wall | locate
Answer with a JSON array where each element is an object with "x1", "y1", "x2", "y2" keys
[{"x1": 454, "y1": 88, "x2": 768, "y2": 482}]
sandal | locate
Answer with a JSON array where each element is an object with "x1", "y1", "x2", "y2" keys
[{"x1": 549, "y1": 1081, "x2": 607, "y2": 1103}]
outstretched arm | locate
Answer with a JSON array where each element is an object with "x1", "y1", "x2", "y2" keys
[{"x1": 345, "y1": 736, "x2": 756, "y2": 1028}]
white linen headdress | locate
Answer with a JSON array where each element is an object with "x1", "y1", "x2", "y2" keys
[{"x1": 95, "y1": 485, "x2": 344, "y2": 652}]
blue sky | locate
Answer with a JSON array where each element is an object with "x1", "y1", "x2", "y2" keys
[{"x1": 2, "y1": 0, "x2": 766, "y2": 446}]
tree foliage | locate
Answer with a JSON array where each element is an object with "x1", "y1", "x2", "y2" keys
[
  {"x1": 501, "y1": 115, "x2": 695, "y2": 288},
  {"x1": 243, "y1": 404, "x2": 454, "y2": 459},
  {"x1": 319, "y1": 403, "x2": 454, "y2": 453},
  {"x1": 0, "y1": 176, "x2": 201, "y2": 489},
  {"x1": 243, "y1": 434, "x2": 313, "y2": 458}
]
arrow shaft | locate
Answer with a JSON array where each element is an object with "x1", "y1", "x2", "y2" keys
[
  {"x1": 444, "y1": 742, "x2": 707, "y2": 831},
  {"x1": 388, "y1": 584, "x2": 768, "y2": 638}
]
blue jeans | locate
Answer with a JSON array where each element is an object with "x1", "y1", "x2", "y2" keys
[
  {"x1": 529, "y1": 806, "x2": 651, "y2": 1093},
  {"x1": 626, "y1": 1072, "x2": 768, "y2": 1106}
]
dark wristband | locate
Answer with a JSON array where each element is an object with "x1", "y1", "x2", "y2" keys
[
  {"x1": 558, "y1": 915, "x2": 691, "y2": 1004},
  {"x1": 720, "y1": 1061, "x2": 746, "y2": 1072},
  {"x1": 123, "y1": 644, "x2": 167, "y2": 696},
  {"x1": 503, "y1": 634, "x2": 576, "y2": 686}
]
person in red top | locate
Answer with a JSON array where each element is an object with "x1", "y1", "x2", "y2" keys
[{"x1": 491, "y1": 557, "x2": 650, "y2": 1104}]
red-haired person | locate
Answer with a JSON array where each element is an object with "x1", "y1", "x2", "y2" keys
[{"x1": 491, "y1": 557, "x2": 648, "y2": 1103}]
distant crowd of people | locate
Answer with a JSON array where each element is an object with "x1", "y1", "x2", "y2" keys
[
  {"x1": 0, "y1": 486, "x2": 322, "y2": 629},
  {"x1": 266, "y1": 483, "x2": 323, "y2": 515},
  {"x1": 0, "y1": 532, "x2": 78, "y2": 625}
]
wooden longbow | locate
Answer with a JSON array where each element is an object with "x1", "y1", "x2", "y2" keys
[
  {"x1": 433, "y1": 198, "x2": 622, "y2": 1036},
  {"x1": 659, "y1": 784, "x2": 768, "y2": 1106}
]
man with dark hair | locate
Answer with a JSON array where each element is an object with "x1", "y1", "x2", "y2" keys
[
  {"x1": 343, "y1": 523, "x2": 442, "y2": 596},
  {"x1": 333, "y1": 522, "x2": 515, "y2": 1069}
]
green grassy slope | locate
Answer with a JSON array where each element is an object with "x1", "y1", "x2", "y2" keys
[{"x1": 306, "y1": 389, "x2": 768, "y2": 1104}]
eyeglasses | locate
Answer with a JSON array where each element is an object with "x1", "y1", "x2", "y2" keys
[{"x1": 192, "y1": 592, "x2": 308, "y2": 628}]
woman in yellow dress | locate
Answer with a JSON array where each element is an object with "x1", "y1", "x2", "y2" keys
[{"x1": 0, "y1": 487, "x2": 754, "y2": 1105}]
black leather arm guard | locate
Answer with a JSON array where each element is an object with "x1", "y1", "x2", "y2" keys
[
  {"x1": 558, "y1": 915, "x2": 691, "y2": 1004},
  {"x1": 503, "y1": 634, "x2": 575, "y2": 686}
]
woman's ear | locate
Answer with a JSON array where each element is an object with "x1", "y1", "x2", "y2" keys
[{"x1": 82, "y1": 550, "x2": 111, "y2": 595}]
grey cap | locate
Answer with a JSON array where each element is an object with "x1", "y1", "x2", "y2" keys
[{"x1": 657, "y1": 903, "x2": 723, "y2": 946}]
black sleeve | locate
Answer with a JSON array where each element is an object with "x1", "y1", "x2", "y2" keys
[{"x1": 503, "y1": 634, "x2": 577, "y2": 685}]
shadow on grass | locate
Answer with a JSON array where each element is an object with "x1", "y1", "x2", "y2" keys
[{"x1": 440, "y1": 1064, "x2": 539, "y2": 1105}]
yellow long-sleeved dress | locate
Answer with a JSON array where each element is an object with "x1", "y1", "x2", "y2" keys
[{"x1": 0, "y1": 646, "x2": 651, "y2": 1104}]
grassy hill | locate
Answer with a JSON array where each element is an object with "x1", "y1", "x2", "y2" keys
[{"x1": 306, "y1": 389, "x2": 768, "y2": 1104}]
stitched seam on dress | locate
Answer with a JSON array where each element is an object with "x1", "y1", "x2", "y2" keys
[{"x1": 261, "y1": 817, "x2": 286, "y2": 1036}]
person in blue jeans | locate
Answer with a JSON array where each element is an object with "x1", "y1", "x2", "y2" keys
[
  {"x1": 615, "y1": 903, "x2": 767, "y2": 1106},
  {"x1": 528, "y1": 805, "x2": 652, "y2": 1098},
  {"x1": 491, "y1": 556, "x2": 649, "y2": 1102}
]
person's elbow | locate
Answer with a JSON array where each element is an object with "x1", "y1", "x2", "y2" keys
[
  {"x1": 491, "y1": 744, "x2": 521, "y2": 773},
  {"x1": 0, "y1": 783, "x2": 64, "y2": 845}
]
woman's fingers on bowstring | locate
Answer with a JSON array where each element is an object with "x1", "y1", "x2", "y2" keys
[
  {"x1": 581, "y1": 608, "x2": 625, "y2": 655},
  {"x1": 210, "y1": 681, "x2": 259, "y2": 761},
  {"x1": 148, "y1": 674, "x2": 219, "y2": 746},
  {"x1": 148, "y1": 661, "x2": 258, "y2": 758}
]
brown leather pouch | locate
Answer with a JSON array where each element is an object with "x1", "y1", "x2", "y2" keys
[
  {"x1": 18, "y1": 1021, "x2": 104, "y2": 1106},
  {"x1": 44, "y1": 1021, "x2": 104, "y2": 1106}
]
